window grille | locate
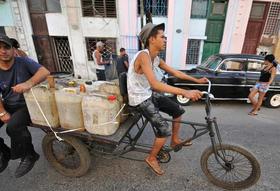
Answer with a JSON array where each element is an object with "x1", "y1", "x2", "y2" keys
[
  {"x1": 186, "y1": 39, "x2": 201, "y2": 65},
  {"x1": 191, "y1": 0, "x2": 208, "y2": 18},
  {"x1": 81, "y1": 0, "x2": 116, "y2": 17},
  {"x1": 263, "y1": 2, "x2": 280, "y2": 35},
  {"x1": 53, "y1": 37, "x2": 73, "y2": 73},
  {"x1": 85, "y1": 38, "x2": 117, "y2": 61},
  {"x1": 138, "y1": 0, "x2": 168, "y2": 16}
]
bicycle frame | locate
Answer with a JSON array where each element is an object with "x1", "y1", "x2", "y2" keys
[{"x1": 115, "y1": 80, "x2": 232, "y2": 168}]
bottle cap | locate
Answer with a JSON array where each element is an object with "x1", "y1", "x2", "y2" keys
[{"x1": 107, "y1": 95, "x2": 116, "y2": 101}]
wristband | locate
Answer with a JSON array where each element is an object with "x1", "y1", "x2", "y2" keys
[{"x1": 0, "y1": 111, "x2": 7, "y2": 117}]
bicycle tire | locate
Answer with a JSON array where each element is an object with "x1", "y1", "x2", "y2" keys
[
  {"x1": 42, "y1": 134, "x2": 91, "y2": 177},
  {"x1": 200, "y1": 144, "x2": 261, "y2": 190}
]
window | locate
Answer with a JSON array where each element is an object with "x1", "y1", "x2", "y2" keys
[
  {"x1": 191, "y1": 0, "x2": 208, "y2": 18},
  {"x1": 199, "y1": 56, "x2": 222, "y2": 70},
  {"x1": 247, "y1": 61, "x2": 263, "y2": 72},
  {"x1": 250, "y1": 3, "x2": 266, "y2": 19},
  {"x1": 28, "y1": 0, "x2": 61, "y2": 12},
  {"x1": 186, "y1": 39, "x2": 201, "y2": 65},
  {"x1": 220, "y1": 60, "x2": 244, "y2": 72},
  {"x1": 46, "y1": 0, "x2": 61, "y2": 12},
  {"x1": 81, "y1": 0, "x2": 116, "y2": 17},
  {"x1": 138, "y1": 0, "x2": 168, "y2": 17},
  {"x1": 85, "y1": 38, "x2": 117, "y2": 61}
]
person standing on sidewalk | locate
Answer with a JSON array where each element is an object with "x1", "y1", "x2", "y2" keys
[
  {"x1": 0, "y1": 34, "x2": 50, "y2": 178},
  {"x1": 92, "y1": 41, "x2": 110, "y2": 80},
  {"x1": 116, "y1": 47, "x2": 129, "y2": 77},
  {"x1": 248, "y1": 54, "x2": 277, "y2": 115}
]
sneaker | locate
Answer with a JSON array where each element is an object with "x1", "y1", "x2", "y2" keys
[
  {"x1": 0, "y1": 151, "x2": 10, "y2": 173},
  {"x1": 15, "y1": 153, "x2": 40, "y2": 178}
]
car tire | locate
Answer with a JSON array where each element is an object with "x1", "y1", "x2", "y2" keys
[
  {"x1": 174, "y1": 95, "x2": 191, "y2": 106},
  {"x1": 264, "y1": 92, "x2": 280, "y2": 108}
]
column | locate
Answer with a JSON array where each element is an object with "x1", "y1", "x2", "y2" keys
[
  {"x1": 117, "y1": 0, "x2": 138, "y2": 60},
  {"x1": 166, "y1": 0, "x2": 192, "y2": 69},
  {"x1": 61, "y1": 0, "x2": 91, "y2": 79}
]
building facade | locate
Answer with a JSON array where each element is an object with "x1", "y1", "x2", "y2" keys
[{"x1": 0, "y1": 0, "x2": 279, "y2": 79}]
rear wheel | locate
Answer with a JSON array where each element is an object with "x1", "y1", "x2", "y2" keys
[
  {"x1": 264, "y1": 92, "x2": 280, "y2": 108},
  {"x1": 42, "y1": 134, "x2": 91, "y2": 177},
  {"x1": 201, "y1": 144, "x2": 261, "y2": 190}
]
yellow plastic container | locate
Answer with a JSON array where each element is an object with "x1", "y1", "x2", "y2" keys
[
  {"x1": 24, "y1": 86, "x2": 60, "y2": 128},
  {"x1": 55, "y1": 89, "x2": 85, "y2": 130},
  {"x1": 82, "y1": 93, "x2": 121, "y2": 135}
]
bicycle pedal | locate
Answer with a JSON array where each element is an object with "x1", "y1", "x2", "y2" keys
[{"x1": 173, "y1": 145, "x2": 182, "y2": 152}]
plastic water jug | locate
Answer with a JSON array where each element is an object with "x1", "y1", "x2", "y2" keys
[
  {"x1": 82, "y1": 93, "x2": 121, "y2": 135},
  {"x1": 55, "y1": 89, "x2": 85, "y2": 130},
  {"x1": 24, "y1": 86, "x2": 60, "y2": 128}
]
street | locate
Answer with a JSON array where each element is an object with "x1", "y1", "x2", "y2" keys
[{"x1": 0, "y1": 101, "x2": 279, "y2": 191}]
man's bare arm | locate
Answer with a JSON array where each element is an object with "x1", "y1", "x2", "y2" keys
[
  {"x1": 138, "y1": 53, "x2": 202, "y2": 101},
  {"x1": 159, "y1": 60, "x2": 208, "y2": 84},
  {"x1": 12, "y1": 66, "x2": 50, "y2": 93}
]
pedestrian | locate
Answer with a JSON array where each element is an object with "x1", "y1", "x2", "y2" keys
[
  {"x1": 248, "y1": 54, "x2": 277, "y2": 115},
  {"x1": 0, "y1": 34, "x2": 50, "y2": 178},
  {"x1": 116, "y1": 48, "x2": 129, "y2": 76},
  {"x1": 127, "y1": 23, "x2": 208, "y2": 175},
  {"x1": 10, "y1": 38, "x2": 28, "y2": 57},
  {"x1": 92, "y1": 41, "x2": 110, "y2": 81}
]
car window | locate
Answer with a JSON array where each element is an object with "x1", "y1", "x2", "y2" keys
[
  {"x1": 247, "y1": 61, "x2": 263, "y2": 72},
  {"x1": 199, "y1": 56, "x2": 222, "y2": 70},
  {"x1": 219, "y1": 60, "x2": 244, "y2": 72}
]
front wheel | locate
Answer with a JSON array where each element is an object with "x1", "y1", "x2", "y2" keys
[{"x1": 200, "y1": 144, "x2": 261, "y2": 190}]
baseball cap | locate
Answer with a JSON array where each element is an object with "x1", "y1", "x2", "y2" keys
[
  {"x1": 0, "y1": 34, "x2": 12, "y2": 48},
  {"x1": 139, "y1": 23, "x2": 165, "y2": 46}
]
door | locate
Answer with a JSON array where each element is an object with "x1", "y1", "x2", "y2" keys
[
  {"x1": 213, "y1": 59, "x2": 247, "y2": 98},
  {"x1": 202, "y1": 0, "x2": 228, "y2": 61},
  {"x1": 27, "y1": 0, "x2": 57, "y2": 72},
  {"x1": 32, "y1": 35, "x2": 56, "y2": 72},
  {"x1": 242, "y1": 2, "x2": 270, "y2": 54}
]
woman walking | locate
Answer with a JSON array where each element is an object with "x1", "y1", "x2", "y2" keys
[{"x1": 248, "y1": 54, "x2": 277, "y2": 115}]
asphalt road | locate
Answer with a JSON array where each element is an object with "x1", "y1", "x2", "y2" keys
[{"x1": 0, "y1": 100, "x2": 279, "y2": 191}]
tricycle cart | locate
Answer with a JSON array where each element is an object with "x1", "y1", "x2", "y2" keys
[{"x1": 28, "y1": 74, "x2": 261, "y2": 190}]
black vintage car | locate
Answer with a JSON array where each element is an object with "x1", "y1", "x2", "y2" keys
[{"x1": 167, "y1": 54, "x2": 280, "y2": 108}]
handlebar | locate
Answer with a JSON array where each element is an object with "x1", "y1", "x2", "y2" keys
[{"x1": 201, "y1": 79, "x2": 214, "y2": 99}]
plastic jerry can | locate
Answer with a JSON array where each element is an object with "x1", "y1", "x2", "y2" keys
[
  {"x1": 55, "y1": 89, "x2": 85, "y2": 130},
  {"x1": 24, "y1": 85, "x2": 60, "y2": 128},
  {"x1": 82, "y1": 94, "x2": 121, "y2": 135}
]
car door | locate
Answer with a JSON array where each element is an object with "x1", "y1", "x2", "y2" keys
[
  {"x1": 213, "y1": 59, "x2": 246, "y2": 98},
  {"x1": 245, "y1": 59, "x2": 263, "y2": 91}
]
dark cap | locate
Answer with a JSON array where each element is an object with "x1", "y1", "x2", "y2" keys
[
  {"x1": 0, "y1": 34, "x2": 12, "y2": 48},
  {"x1": 139, "y1": 23, "x2": 165, "y2": 46}
]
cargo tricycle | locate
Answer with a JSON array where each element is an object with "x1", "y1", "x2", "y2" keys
[{"x1": 29, "y1": 74, "x2": 261, "y2": 190}]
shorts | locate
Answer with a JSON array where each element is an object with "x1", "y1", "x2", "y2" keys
[
  {"x1": 136, "y1": 92, "x2": 185, "y2": 138},
  {"x1": 253, "y1": 82, "x2": 269, "y2": 93}
]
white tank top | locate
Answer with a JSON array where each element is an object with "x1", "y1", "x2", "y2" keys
[
  {"x1": 92, "y1": 50, "x2": 105, "y2": 70},
  {"x1": 127, "y1": 49, "x2": 160, "y2": 106}
]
